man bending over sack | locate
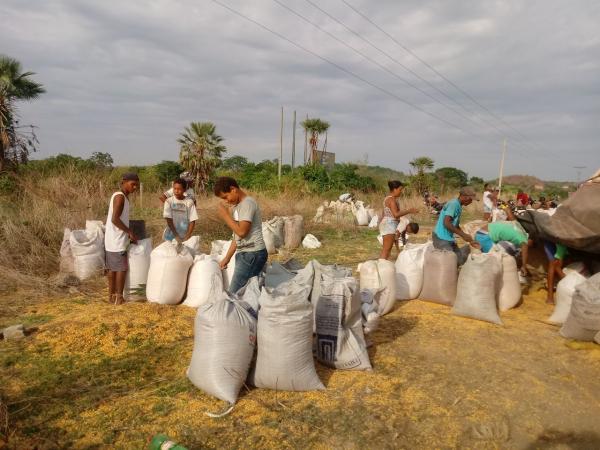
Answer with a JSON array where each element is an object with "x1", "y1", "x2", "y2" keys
[
  {"x1": 105, "y1": 172, "x2": 139, "y2": 305},
  {"x1": 214, "y1": 176, "x2": 268, "y2": 294},
  {"x1": 432, "y1": 186, "x2": 480, "y2": 265},
  {"x1": 474, "y1": 221, "x2": 532, "y2": 277}
]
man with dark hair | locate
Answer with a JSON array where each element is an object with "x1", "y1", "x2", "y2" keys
[
  {"x1": 214, "y1": 176, "x2": 267, "y2": 293},
  {"x1": 432, "y1": 186, "x2": 481, "y2": 265},
  {"x1": 105, "y1": 172, "x2": 139, "y2": 305}
]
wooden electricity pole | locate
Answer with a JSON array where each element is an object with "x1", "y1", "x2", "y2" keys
[
  {"x1": 291, "y1": 110, "x2": 296, "y2": 169},
  {"x1": 304, "y1": 114, "x2": 308, "y2": 164},
  {"x1": 279, "y1": 107, "x2": 283, "y2": 180},
  {"x1": 498, "y1": 138, "x2": 506, "y2": 198}
]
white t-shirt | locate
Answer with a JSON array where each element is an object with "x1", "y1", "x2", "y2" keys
[
  {"x1": 105, "y1": 192, "x2": 129, "y2": 252},
  {"x1": 483, "y1": 191, "x2": 494, "y2": 211},
  {"x1": 163, "y1": 196, "x2": 198, "y2": 240},
  {"x1": 164, "y1": 187, "x2": 195, "y2": 201}
]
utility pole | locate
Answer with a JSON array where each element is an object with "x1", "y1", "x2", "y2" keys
[
  {"x1": 304, "y1": 114, "x2": 308, "y2": 164},
  {"x1": 291, "y1": 110, "x2": 296, "y2": 169},
  {"x1": 573, "y1": 166, "x2": 586, "y2": 185},
  {"x1": 498, "y1": 138, "x2": 506, "y2": 198},
  {"x1": 279, "y1": 107, "x2": 283, "y2": 180}
]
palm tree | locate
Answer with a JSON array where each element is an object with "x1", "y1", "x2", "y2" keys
[
  {"x1": 0, "y1": 55, "x2": 45, "y2": 172},
  {"x1": 301, "y1": 118, "x2": 330, "y2": 165},
  {"x1": 178, "y1": 122, "x2": 226, "y2": 193},
  {"x1": 409, "y1": 156, "x2": 435, "y2": 195}
]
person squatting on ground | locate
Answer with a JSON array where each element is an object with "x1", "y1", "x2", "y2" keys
[
  {"x1": 379, "y1": 180, "x2": 419, "y2": 260},
  {"x1": 432, "y1": 186, "x2": 480, "y2": 265},
  {"x1": 214, "y1": 176, "x2": 268, "y2": 294},
  {"x1": 104, "y1": 172, "x2": 139, "y2": 305},
  {"x1": 162, "y1": 177, "x2": 198, "y2": 244}
]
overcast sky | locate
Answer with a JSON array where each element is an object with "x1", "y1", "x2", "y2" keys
[{"x1": 2, "y1": 0, "x2": 599, "y2": 181}]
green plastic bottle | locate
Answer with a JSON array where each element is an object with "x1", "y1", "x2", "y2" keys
[{"x1": 148, "y1": 434, "x2": 188, "y2": 450}]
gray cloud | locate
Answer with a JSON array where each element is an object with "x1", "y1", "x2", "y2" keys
[{"x1": 2, "y1": 0, "x2": 599, "y2": 181}]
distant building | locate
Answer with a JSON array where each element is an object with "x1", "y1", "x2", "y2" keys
[{"x1": 315, "y1": 150, "x2": 335, "y2": 169}]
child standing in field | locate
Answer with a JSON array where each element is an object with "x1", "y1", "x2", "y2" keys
[
  {"x1": 159, "y1": 172, "x2": 196, "y2": 204},
  {"x1": 214, "y1": 176, "x2": 268, "y2": 294},
  {"x1": 163, "y1": 178, "x2": 198, "y2": 244},
  {"x1": 379, "y1": 180, "x2": 419, "y2": 260},
  {"x1": 105, "y1": 172, "x2": 139, "y2": 305}
]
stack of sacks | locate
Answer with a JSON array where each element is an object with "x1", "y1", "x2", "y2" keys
[
  {"x1": 560, "y1": 273, "x2": 600, "y2": 341},
  {"x1": 418, "y1": 248, "x2": 458, "y2": 306},
  {"x1": 124, "y1": 238, "x2": 153, "y2": 301},
  {"x1": 359, "y1": 259, "x2": 396, "y2": 315},
  {"x1": 314, "y1": 275, "x2": 371, "y2": 370},
  {"x1": 183, "y1": 254, "x2": 224, "y2": 307},
  {"x1": 452, "y1": 253, "x2": 503, "y2": 324},
  {"x1": 146, "y1": 241, "x2": 193, "y2": 304},
  {"x1": 395, "y1": 242, "x2": 431, "y2": 300}
]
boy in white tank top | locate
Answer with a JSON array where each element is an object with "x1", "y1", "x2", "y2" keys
[{"x1": 105, "y1": 172, "x2": 139, "y2": 304}]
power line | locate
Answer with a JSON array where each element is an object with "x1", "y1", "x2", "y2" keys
[
  {"x1": 210, "y1": 0, "x2": 492, "y2": 142},
  {"x1": 340, "y1": 0, "x2": 545, "y2": 153},
  {"x1": 300, "y1": 0, "x2": 538, "y2": 154}
]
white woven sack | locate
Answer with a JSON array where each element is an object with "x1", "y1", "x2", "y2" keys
[
  {"x1": 124, "y1": 238, "x2": 152, "y2": 301},
  {"x1": 211, "y1": 240, "x2": 236, "y2": 290},
  {"x1": 368, "y1": 215, "x2": 379, "y2": 228},
  {"x1": 355, "y1": 207, "x2": 369, "y2": 226},
  {"x1": 419, "y1": 249, "x2": 458, "y2": 306},
  {"x1": 187, "y1": 289, "x2": 257, "y2": 404},
  {"x1": 452, "y1": 253, "x2": 502, "y2": 325},
  {"x1": 182, "y1": 235, "x2": 201, "y2": 257},
  {"x1": 569, "y1": 273, "x2": 600, "y2": 330},
  {"x1": 69, "y1": 228, "x2": 104, "y2": 280},
  {"x1": 395, "y1": 242, "x2": 430, "y2": 300},
  {"x1": 360, "y1": 288, "x2": 381, "y2": 335},
  {"x1": 59, "y1": 228, "x2": 75, "y2": 274},
  {"x1": 283, "y1": 215, "x2": 304, "y2": 249},
  {"x1": 559, "y1": 314, "x2": 598, "y2": 341},
  {"x1": 85, "y1": 220, "x2": 105, "y2": 234},
  {"x1": 315, "y1": 276, "x2": 371, "y2": 370},
  {"x1": 250, "y1": 263, "x2": 325, "y2": 391},
  {"x1": 359, "y1": 259, "x2": 396, "y2": 315},
  {"x1": 262, "y1": 223, "x2": 277, "y2": 254},
  {"x1": 302, "y1": 234, "x2": 321, "y2": 249},
  {"x1": 183, "y1": 254, "x2": 224, "y2": 307},
  {"x1": 548, "y1": 272, "x2": 587, "y2": 324},
  {"x1": 595, "y1": 331, "x2": 600, "y2": 345},
  {"x1": 146, "y1": 241, "x2": 193, "y2": 305},
  {"x1": 267, "y1": 217, "x2": 284, "y2": 248},
  {"x1": 496, "y1": 253, "x2": 522, "y2": 311}
]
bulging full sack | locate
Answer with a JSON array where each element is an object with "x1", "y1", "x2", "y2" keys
[
  {"x1": 302, "y1": 234, "x2": 321, "y2": 249},
  {"x1": 59, "y1": 228, "x2": 75, "y2": 274},
  {"x1": 187, "y1": 289, "x2": 257, "y2": 404},
  {"x1": 146, "y1": 241, "x2": 193, "y2": 304},
  {"x1": 284, "y1": 215, "x2": 304, "y2": 249},
  {"x1": 496, "y1": 253, "x2": 522, "y2": 311},
  {"x1": 548, "y1": 271, "x2": 587, "y2": 324},
  {"x1": 452, "y1": 253, "x2": 502, "y2": 325},
  {"x1": 395, "y1": 242, "x2": 430, "y2": 300},
  {"x1": 69, "y1": 227, "x2": 105, "y2": 280},
  {"x1": 315, "y1": 276, "x2": 371, "y2": 370},
  {"x1": 419, "y1": 249, "x2": 458, "y2": 306},
  {"x1": 211, "y1": 240, "x2": 236, "y2": 290},
  {"x1": 263, "y1": 217, "x2": 284, "y2": 254},
  {"x1": 124, "y1": 238, "x2": 152, "y2": 301},
  {"x1": 183, "y1": 254, "x2": 224, "y2": 308},
  {"x1": 359, "y1": 259, "x2": 396, "y2": 315},
  {"x1": 355, "y1": 207, "x2": 369, "y2": 226},
  {"x1": 182, "y1": 235, "x2": 201, "y2": 257},
  {"x1": 559, "y1": 314, "x2": 598, "y2": 341},
  {"x1": 569, "y1": 273, "x2": 600, "y2": 331},
  {"x1": 250, "y1": 264, "x2": 324, "y2": 391}
]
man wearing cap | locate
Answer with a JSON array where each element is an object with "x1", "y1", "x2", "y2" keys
[
  {"x1": 105, "y1": 172, "x2": 139, "y2": 305},
  {"x1": 432, "y1": 186, "x2": 481, "y2": 265}
]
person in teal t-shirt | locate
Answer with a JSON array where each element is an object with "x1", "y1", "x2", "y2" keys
[
  {"x1": 432, "y1": 186, "x2": 481, "y2": 265},
  {"x1": 475, "y1": 221, "x2": 532, "y2": 277}
]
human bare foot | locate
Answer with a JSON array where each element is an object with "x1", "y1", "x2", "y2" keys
[
  {"x1": 546, "y1": 296, "x2": 555, "y2": 305},
  {"x1": 114, "y1": 294, "x2": 124, "y2": 305}
]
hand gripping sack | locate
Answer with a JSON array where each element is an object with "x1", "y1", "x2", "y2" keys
[
  {"x1": 569, "y1": 273, "x2": 600, "y2": 331},
  {"x1": 250, "y1": 263, "x2": 325, "y2": 391},
  {"x1": 419, "y1": 249, "x2": 458, "y2": 306},
  {"x1": 496, "y1": 253, "x2": 522, "y2": 311},
  {"x1": 395, "y1": 242, "x2": 430, "y2": 300},
  {"x1": 315, "y1": 276, "x2": 371, "y2": 370},
  {"x1": 548, "y1": 272, "x2": 587, "y2": 324},
  {"x1": 59, "y1": 228, "x2": 75, "y2": 274},
  {"x1": 359, "y1": 259, "x2": 396, "y2": 315},
  {"x1": 183, "y1": 254, "x2": 224, "y2": 307},
  {"x1": 452, "y1": 253, "x2": 503, "y2": 324},
  {"x1": 69, "y1": 228, "x2": 105, "y2": 280},
  {"x1": 187, "y1": 288, "x2": 258, "y2": 404},
  {"x1": 124, "y1": 238, "x2": 152, "y2": 301},
  {"x1": 146, "y1": 241, "x2": 193, "y2": 304},
  {"x1": 211, "y1": 240, "x2": 236, "y2": 290},
  {"x1": 283, "y1": 215, "x2": 304, "y2": 249}
]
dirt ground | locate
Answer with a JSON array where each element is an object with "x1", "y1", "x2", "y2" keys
[{"x1": 1, "y1": 225, "x2": 599, "y2": 449}]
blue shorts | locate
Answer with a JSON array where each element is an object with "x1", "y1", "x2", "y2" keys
[
  {"x1": 475, "y1": 231, "x2": 494, "y2": 253},
  {"x1": 544, "y1": 241, "x2": 557, "y2": 261}
]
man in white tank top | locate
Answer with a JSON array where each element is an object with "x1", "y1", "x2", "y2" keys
[{"x1": 105, "y1": 172, "x2": 139, "y2": 304}]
